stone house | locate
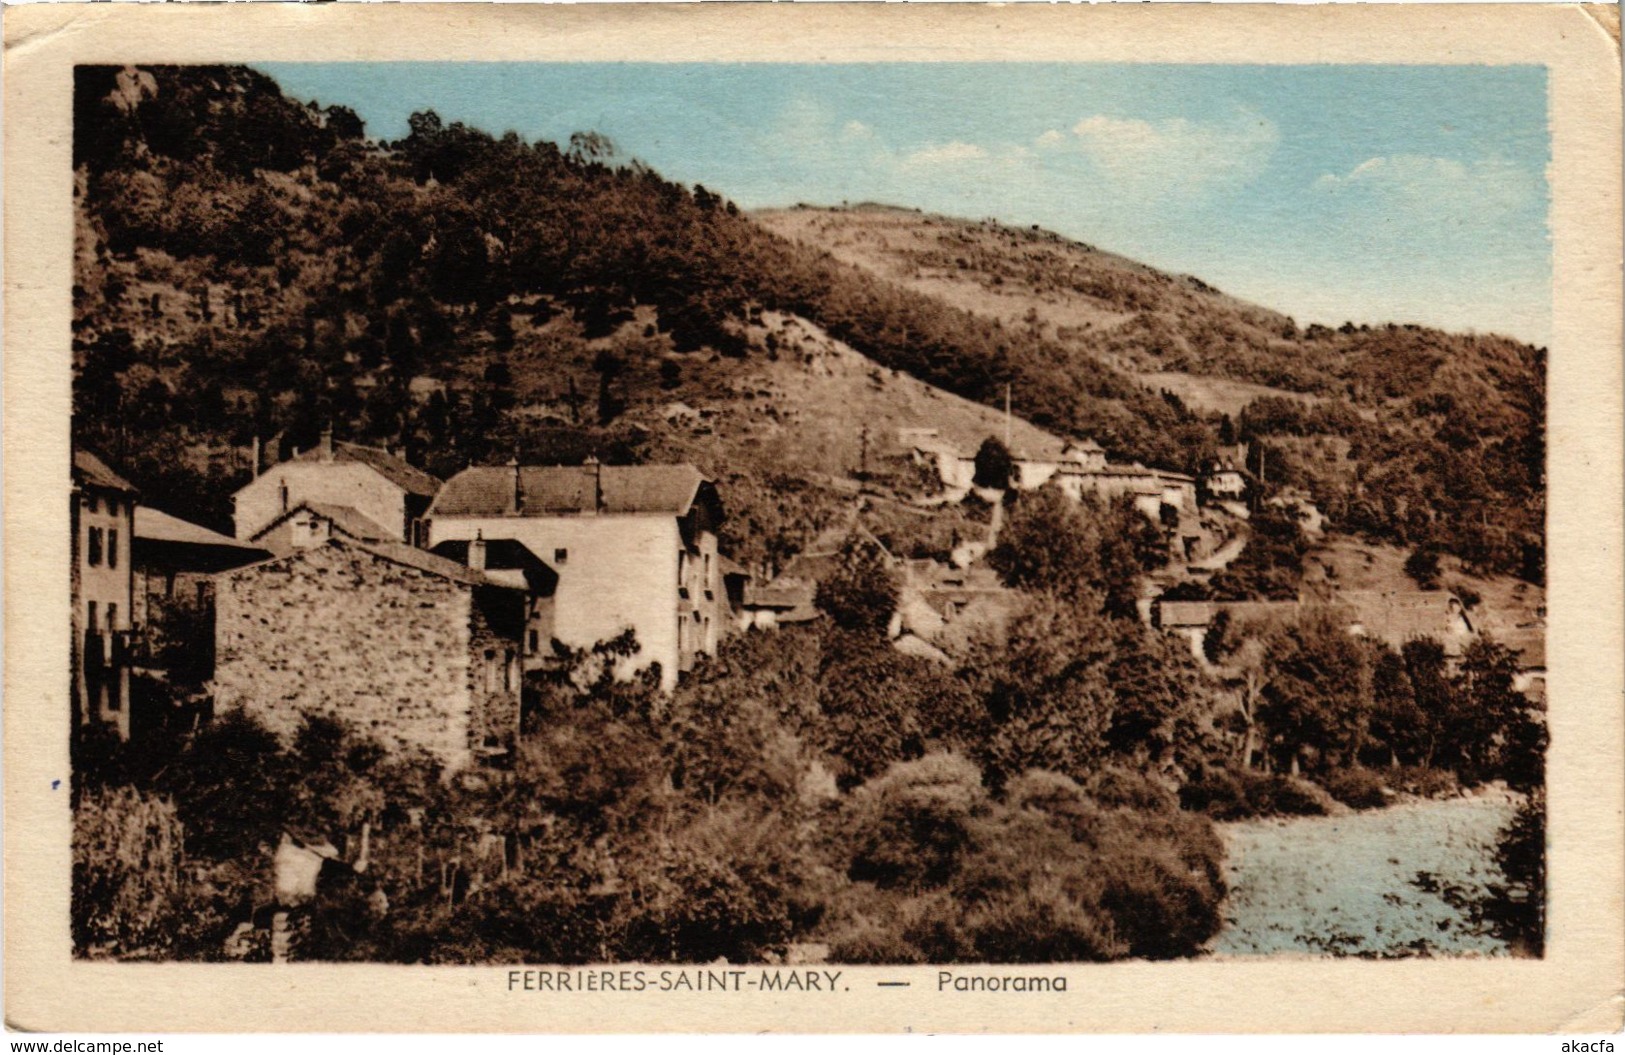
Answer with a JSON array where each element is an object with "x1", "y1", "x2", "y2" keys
[
  {"x1": 214, "y1": 537, "x2": 528, "y2": 770},
  {"x1": 72, "y1": 451, "x2": 138, "y2": 738},
  {"x1": 427, "y1": 460, "x2": 727, "y2": 692},
  {"x1": 233, "y1": 430, "x2": 440, "y2": 547}
]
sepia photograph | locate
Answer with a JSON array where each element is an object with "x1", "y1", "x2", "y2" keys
[{"x1": 7, "y1": 2, "x2": 1622, "y2": 1036}]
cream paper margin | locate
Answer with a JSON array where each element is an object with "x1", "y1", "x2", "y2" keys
[{"x1": 4, "y1": 2, "x2": 1620, "y2": 1034}]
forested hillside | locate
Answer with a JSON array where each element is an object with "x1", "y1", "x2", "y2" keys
[
  {"x1": 73, "y1": 64, "x2": 1543, "y2": 579},
  {"x1": 72, "y1": 65, "x2": 1548, "y2": 965}
]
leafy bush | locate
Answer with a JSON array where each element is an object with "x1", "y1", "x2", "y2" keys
[
  {"x1": 839, "y1": 753, "x2": 990, "y2": 891},
  {"x1": 1180, "y1": 766, "x2": 1331, "y2": 820},
  {"x1": 1320, "y1": 766, "x2": 1389, "y2": 810},
  {"x1": 1404, "y1": 548, "x2": 1443, "y2": 589},
  {"x1": 826, "y1": 763, "x2": 1223, "y2": 963},
  {"x1": 1484, "y1": 790, "x2": 1545, "y2": 957},
  {"x1": 814, "y1": 536, "x2": 899, "y2": 634},
  {"x1": 73, "y1": 786, "x2": 200, "y2": 958},
  {"x1": 1389, "y1": 765, "x2": 1459, "y2": 798}
]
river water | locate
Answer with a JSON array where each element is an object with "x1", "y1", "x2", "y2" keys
[{"x1": 1212, "y1": 788, "x2": 1520, "y2": 957}]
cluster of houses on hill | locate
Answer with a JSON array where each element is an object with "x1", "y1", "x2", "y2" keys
[
  {"x1": 73, "y1": 435, "x2": 796, "y2": 768},
  {"x1": 72, "y1": 426, "x2": 1546, "y2": 772},
  {"x1": 901, "y1": 427, "x2": 1201, "y2": 518}
]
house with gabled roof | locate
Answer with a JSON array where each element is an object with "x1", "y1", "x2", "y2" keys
[
  {"x1": 426, "y1": 459, "x2": 726, "y2": 691},
  {"x1": 72, "y1": 450, "x2": 139, "y2": 737},
  {"x1": 214, "y1": 536, "x2": 529, "y2": 770},
  {"x1": 233, "y1": 429, "x2": 440, "y2": 548},
  {"x1": 247, "y1": 500, "x2": 393, "y2": 556}
]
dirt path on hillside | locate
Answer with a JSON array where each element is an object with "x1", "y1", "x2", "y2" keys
[{"x1": 1212, "y1": 787, "x2": 1520, "y2": 958}]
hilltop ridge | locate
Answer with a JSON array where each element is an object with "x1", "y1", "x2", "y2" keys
[{"x1": 72, "y1": 64, "x2": 1543, "y2": 580}]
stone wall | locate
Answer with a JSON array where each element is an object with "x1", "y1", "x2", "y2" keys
[
  {"x1": 215, "y1": 541, "x2": 518, "y2": 770},
  {"x1": 467, "y1": 587, "x2": 523, "y2": 756}
]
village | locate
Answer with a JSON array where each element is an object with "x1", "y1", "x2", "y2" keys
[{"x1": 71, "y1": 415, "x2": 1545, "y2": 774}]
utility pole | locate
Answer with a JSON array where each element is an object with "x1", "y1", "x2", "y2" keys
[{"x1": 858, "y1": 424, "x2": 870, "y2": 482}]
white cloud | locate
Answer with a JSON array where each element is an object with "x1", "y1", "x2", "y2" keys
[
  {"x1": 1066, "y1": 111, "x2": 1279, "y2": 194},
  {"x1": 901, "y1": 140, "x2": 989, "y2": 167},
  {"x1": 840, "y1": 119, "x2": 876, "y2": 142},
  {"x1": 1314, "y1": 154, "x2": 1539, "y2": 217},
  {"x1": 1035, "y1": 128, "x2": 1065, "y2": 148}
]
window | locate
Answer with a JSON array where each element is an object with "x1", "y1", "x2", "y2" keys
[
  {"x1": 677, "y1": 551, "x2": 687, "y2": 587},
  {"x1": 87, "y1": 527, "x2": 103, "y2": 567},
  {"x1": 553, "y1": 548, "x2": 568, "y2": 564},
  {"x1": 107, "y1": 604, "x2": 118, "y2": 631},
  {"x1": 108, "y1": 529, "x2": 118, "y2": 569},
  {"x1": 484, "y1": 648, "x2": 497, "y2": 693},
  {"x1": 527, "y1": 629, "x2": 540, "y2": 654},
  {"x1": 87, "y1": 495, "x2": 99, "y2": 515},
  {"x1": 87, "y1": 601, "x2": 97, "y2": 634}
]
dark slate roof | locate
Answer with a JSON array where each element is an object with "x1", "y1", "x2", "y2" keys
[
  {"x1": 234, "y1": 535, "x2": 525, "y2": 590},
  {"x1": 348, "y1": 538, "x2": 515, "y2": 589},
  {"x1": 429, "y1": 463, "x2": 710, "y2": 518},
  {"x1": 743, "y1": 579, "x2": 815, "y2": 610},
  {"x1": 135, "y1": 507, "x2": 265, "y2": 552},
  {"x1": 73, "y1": 450, "x2": 138, "y2": 494},
  {"x1": 430, "y1": 538, "x2": 559, "y2": 596},
  {"x1": 248, "y1": 502, "x2": 392, "y2": 544},
  {"x1": 292, "y1": 441, "x2": 440, "y2": 497}
]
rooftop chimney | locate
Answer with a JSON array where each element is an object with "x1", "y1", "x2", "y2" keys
[
  {"x1": 508, "y1": 457, "x2": 522, "y2": 515},
  {"x1": 584, "y1": 455, "x2": 603, "y2": 513},
  {"x1": 319, "y1": 426, "x2": 334, "y2": 462},
  {"x1": 468, "y1": 531, "x2": 487, "y2": 572}
]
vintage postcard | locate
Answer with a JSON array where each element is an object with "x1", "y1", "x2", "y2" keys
[{"x1": 5, "y1": 2, "x2": 1621, "y2": 1035}]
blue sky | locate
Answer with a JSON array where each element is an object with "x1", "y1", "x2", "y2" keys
[{"x1": 258, "y1": 62, "x2": 1551, "y2": 346}]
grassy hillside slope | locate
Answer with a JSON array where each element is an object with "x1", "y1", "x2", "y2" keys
[{"x1": 72, "y1": 65, "x2": 1543, "y2": 580}]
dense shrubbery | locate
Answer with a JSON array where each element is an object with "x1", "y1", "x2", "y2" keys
[
  {"x1": 1178, "y1": 768, "x2": 1332, "y2": 821},
  {"x1": 74, "y1": 602, "x2": 1245, "y2": 964},
  {"x1": 825, "y1": 759, "x2": 1224, "y2": 962}
]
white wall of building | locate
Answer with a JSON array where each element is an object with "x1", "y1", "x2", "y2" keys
[
  {"x1": 235, "y1": 463, "x2": 406, "y2": 542},
  {"x1": 431, "y1": 514, "x2": 688, "y2": 691}
]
